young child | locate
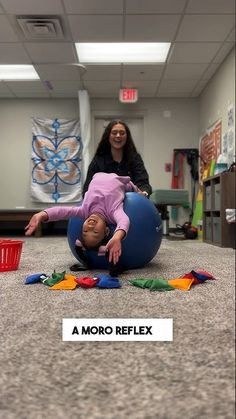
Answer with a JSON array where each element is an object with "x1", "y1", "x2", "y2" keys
[{"x1": 25, "y1": 172, "x2": 141, "y2": 266}]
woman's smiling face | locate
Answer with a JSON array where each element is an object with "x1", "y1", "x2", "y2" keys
[{"x1": 109, "y1": 123, "x2": 127, "y2": 151}]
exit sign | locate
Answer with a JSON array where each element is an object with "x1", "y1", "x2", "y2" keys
[{"x1": 119, "y1": 88, "x2": 138, "y2": 103}]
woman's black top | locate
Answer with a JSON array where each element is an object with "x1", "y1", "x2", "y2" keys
[{"x1": 82, "y1": 152, "x2": 152, "y2": 197}]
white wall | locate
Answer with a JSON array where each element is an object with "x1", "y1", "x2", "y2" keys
[
  {"x1": 199, "y1": 47, "x2": 235, "y2": 143},
  {"x1": 0, "y1": 99, "x2": 78, "y2": 209}
]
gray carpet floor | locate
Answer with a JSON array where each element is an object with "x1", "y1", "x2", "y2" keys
[{"x1": 0, "y1": 235, "x2": 235, "y2": 419}]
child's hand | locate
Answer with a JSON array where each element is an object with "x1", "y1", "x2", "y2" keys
[
  {"x1": 105, "y1": 229, "x2": 125, "y2": 264},
  {"x1": 105, "y1": 237, "x2": 122, "y2": 265},
  {"x1": 25, "y1": 211, "x2": 48, "y2": 236}
]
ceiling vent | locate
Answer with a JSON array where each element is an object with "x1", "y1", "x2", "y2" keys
[{"x1": 17, "y1": 16, "x2": 65, "y2": 40}]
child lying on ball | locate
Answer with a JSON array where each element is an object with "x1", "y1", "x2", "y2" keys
[{"x1": 25, "y1": 172, "x2": 144, "y2": 266}]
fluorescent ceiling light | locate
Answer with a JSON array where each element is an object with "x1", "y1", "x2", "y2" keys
[
  {"x1": 75, "y1": 43, "x2": 171, "y2": 64},
  {"x1": 0, "y1": 65, "x2": 40, "y2": 80}
]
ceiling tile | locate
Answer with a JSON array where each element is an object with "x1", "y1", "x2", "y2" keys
[
  {"x1": 169, "y1": 42, "x2": 221, "y2": 63},
  {"x1": 68, "y1": 15, "x2": 123, "y2": 42},
  {"x1": 157, "y1": 91, "x2": 190, "y2": 97},
  {"x1": 122, "y1": 64, "x2": 164, "y2": 80},
  {"x1": 64, "y1": 0, "x2": 124, "y2": 14},
  {"x1": 158, "y1": 79, "x2": 198, "y2": 94},
  {"x1": 0, "y1": 92, "x2": 15, "y2": 98},
  {"x1": 124, "y1": 15, "x2": 181, "y2": 41},
  {"x1": 122, "y1": 80, "x2": 158, "y2": 97},
  {"x1": 226, "y1": 28, "x2": 235, "y2": 42},
  {"x1": 0, "y1": 0, "x2": 64, "y2": 14},
  {"x1": 24, "y1": 43, "x2": 77, "y2": 63},
  {"x1": 201, "y1": 63, "x2": 222, "y2": 80},
  {"x1": 186, "y1": 0, "x2": 235, "y2": 14},
  {"x1": 0, "y1": 15, "x2": 19, "y2": 42},
  {"x1": 213, "y1": 43, "x2": 235, "y2": 63},
  {"x1": 15, "y1": 91, "x2": 50, "y2": 97},
  {"x1": 49, "y1": 80, "x2": 83, "y2": 93},
  {"x1": 190, "y1": 80, "x2": 209, "y2": 97},
  {"x1": 50, "y1": 91, "x2": 78, "y2": 98},
  {"x1": 0, "y1": 81, "x2": 15, "y2": 97},
  {"x1": 5, "y1": 80, "x2": 48, "y2": 93},
  {"x1": 83, "y1": 65, "x2": 121, "y2": 81},
  {"x1": 176, "y1": 15, "x2": 235, "y2": 42},
  {"x1": 126, "y1": 0, "x2": 186, "y2": 14},
  {"x1": 34, "y1": 64, "x2": 84, "y2": 81},
  {"x1": 164, "y1": 63, "x2": 209, "y2": 79},
  {"x1": 0, "y1": 43, "x2": 31, "y2": 63},
  {"x1": 83, "y1": 80, "x2": 120, "y2": 97},
  {"x1": 0, "y1": 2, "x2": 234, "y2": 99}
]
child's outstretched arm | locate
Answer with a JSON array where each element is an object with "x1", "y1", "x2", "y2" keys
[
  {"x1": 25, "y1": 211, "x2": 48, "y2": 236},
  {"x1": 105, "y1": 230, "x2": 126, "y2": 265}
]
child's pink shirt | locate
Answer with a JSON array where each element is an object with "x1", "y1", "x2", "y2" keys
[{"x1": 45, "y1": 173, "x2": 138, "y2": 235}]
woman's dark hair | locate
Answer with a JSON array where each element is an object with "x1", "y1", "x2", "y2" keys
[{"x1": 95, "y1": 120, "x2": 137, "y2": 164}]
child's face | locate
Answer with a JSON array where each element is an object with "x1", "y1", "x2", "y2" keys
[{"x1": 82, "y1": 214, "x2": 108, "y2": 248}]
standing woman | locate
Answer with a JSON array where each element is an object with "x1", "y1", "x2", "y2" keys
[
  {"x1": 70, "y1": 120, "x2": 152, "y2": 273},
  {"x1": 82, "y1": 120, "x2": 152, "y2": 197}
]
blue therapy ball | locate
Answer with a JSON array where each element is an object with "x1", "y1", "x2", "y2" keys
[{"x1": 67, "y1": 192, "x2": 162, "y2": 270}]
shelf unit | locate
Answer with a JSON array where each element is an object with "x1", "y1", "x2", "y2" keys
[{"x1": 203, "y1": 171, "x2": 235, "y2": 248}]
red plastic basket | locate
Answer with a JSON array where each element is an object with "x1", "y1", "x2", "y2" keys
[{"x1": 0, "y1": 239, "x2": 24, "y2": 272}]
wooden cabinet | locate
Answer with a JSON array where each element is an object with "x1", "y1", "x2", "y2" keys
[{"x1": 203, "y1": 172, "x2": 235, "y2": 248}]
